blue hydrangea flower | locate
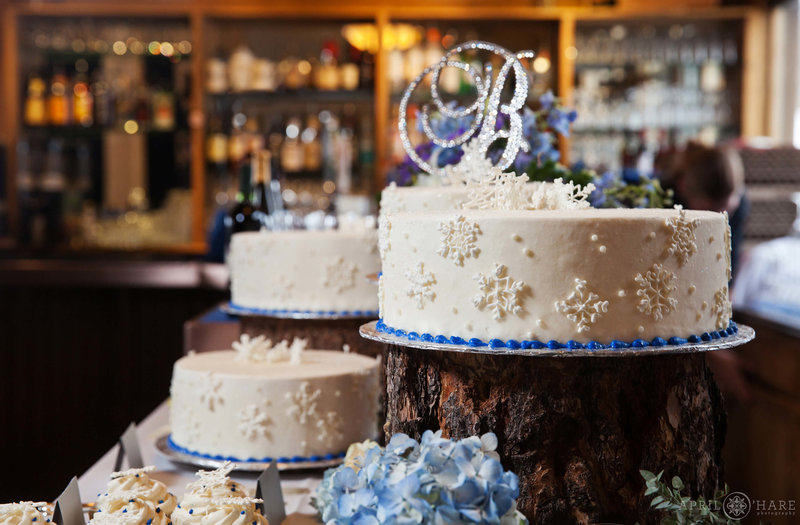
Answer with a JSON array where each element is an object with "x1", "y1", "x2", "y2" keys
[{"x1": 312, "y1": 432, "x2": 528, "y2": 525}]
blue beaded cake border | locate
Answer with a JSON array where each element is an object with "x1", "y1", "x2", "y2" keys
[
  {"x1": 166, "y1": 434, "x2": 346, "y2": 464},
  {"x1": 227, "y1": 301, "x2": 379, "y2": 318},
  {"x1": 375, "y1": 319, "x2": 739, "y2": 351}
]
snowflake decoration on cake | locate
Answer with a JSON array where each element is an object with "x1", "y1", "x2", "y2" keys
[
  {"x1": 437, "y1": 215, "x2": 482, "y2": 266},
  {"x1": 723, "y1": 211, "x2": 732, "y2": 281},
  {"x1": 237, "y1": 404, "x2": 272, "y2": 441},
  {"x1": 285, "y1": 381, "x2": 321, "y2": 425},
  {"x1": 713, "y1": 286, "x2": 732, "y2": 330},
  {"x1": 322, "y1": 256, "x2": 359, "y2": 293},
  {"x1": 665, "y1": 205, "x2": 699, "y2": 266},
  {"x1": 378, "y1": 215, "x2": 391, "y2": 259},
  {"x1": 634, "y1": 263, "x2": 678, "y2": 320},
  {"x1": 174, "y1": 407, "x2": 202, "y2": 443},
  {"x1": 443, "y1": 139, "x2": 494, "y2": 186},
  {"x1": 188, "y1": 462, "x2": 235, "y2": 492},
  {"x1": 529, "y1": 177, "x2": 594, "y2": 210},
  {"x1": 198, "y1": 372, "x2": 224, "y2": 411},
  {"x1": 464, "y1": 166, "x2": 530, "y2": 211},
  {"x1": 316, "y1": 411, "x2": 344, "y2": 443},
  {"x1": 554, "y1": 278, "x2": 609, "y2": 333},
  {"x1": 232, "y1": 333, "x2": 270, "y2": 363},
  {"x1": 472, "y1": 264, "x2": 526, "y2": 320},
  {"x1": 405, "y1": 262, "x2": 436, "y2": 308}
]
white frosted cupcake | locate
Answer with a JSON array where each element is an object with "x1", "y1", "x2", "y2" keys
[
  {"x1": 97, "y1": 466, "x2": 177, "y2": 517},
  {"x1": 90, "y1": 494, "x2": 169, "y2": 525},
  {"x1": 0, "y1": 502, "x2": 49, "y2": 524},
  {"x1": 172, "y1": 462, "x2": 267, "y2": 525}
]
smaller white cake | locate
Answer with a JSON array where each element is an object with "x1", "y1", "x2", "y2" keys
[
  {"x1": 228, "y1": 228, "x2": 379, "y2": 314},
  {"x1": 169, "y1": 336, "x2": 381, "y2": 462}
]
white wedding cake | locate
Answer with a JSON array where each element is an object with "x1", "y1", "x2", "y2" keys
[
  {"x1": 228, "y1": 228, "x2": 380, "y2": 315},
  {"x1": 378, "y1": 178, "x2": 733, "y2": 348},
  {"x1": 169, "y1": 335, "x2": 381, "y2": 462}
]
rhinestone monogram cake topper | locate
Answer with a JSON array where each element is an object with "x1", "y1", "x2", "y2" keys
[{"x1": 398, "y1": 41, "x2": 535, "y2": 177}]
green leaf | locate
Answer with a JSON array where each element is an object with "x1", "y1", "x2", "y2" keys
[
  {"x1": 672, "y1": 476, "x2": 685, "y2": 490},
  {"x1": 645, "y1": 486, "x2": 659, "y2": 496},
  {"x1": 651, "y1": 495, "x2": 665, "y2": 507},
  {"x1": 641, "y1": 470, "x2": 657, "y2": 482}
]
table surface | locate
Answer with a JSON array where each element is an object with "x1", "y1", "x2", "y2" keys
[{"x1": 78, "y1": 400, "x2": 323, "y2": 524}]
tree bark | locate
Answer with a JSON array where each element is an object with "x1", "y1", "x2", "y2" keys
[
  {"x1": 385, "y1": 345, "x2": 726, "y2": 525},
  {"x1": 240, "y1": 316, "x2": 385, "y2": 358}
]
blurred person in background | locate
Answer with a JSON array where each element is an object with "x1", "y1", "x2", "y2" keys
[{"x1": 667, "y1": 142, "x2": 749, "y2": 280}]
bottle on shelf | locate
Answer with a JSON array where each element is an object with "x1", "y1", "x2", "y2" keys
[
  {"x1": 48, "y1": 68, "x2": 71, "y2": 126},
  {"x1": 226, "y1": 154, "x2": 259, "y2": 235},
  {"x1": 23, "y1": 74, "x2": 48, "y2": 127},
  {"x1": 339, "y1": 44, "x2": 360, "y2": 91},
  {"x1": 280, "y1": 116, "x2": 305, "y2": 174},
  {"x1": 302, "y1": 114, "x2": 322, "y2": 172},
  {"x1": 72, "y1": 73, "x2": 94, "y2": 127},
  {"x1": 314, "y1": 40, "x2": 340, "y2": 91}
]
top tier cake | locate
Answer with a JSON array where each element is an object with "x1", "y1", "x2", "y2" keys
[
  {"x1": 229, "y1": 228, "x2": 380, "y2": 315},
  {"x1": 379, "y1": 206, "x2": 732, "y2": 347}
]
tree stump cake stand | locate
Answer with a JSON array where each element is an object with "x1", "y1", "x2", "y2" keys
[
  {"x1": 360, "y1": 321, "x2": 755, "y2": 525},
  {"x1": 223, "y1": 303, "x2": 384, "y2": 358}
]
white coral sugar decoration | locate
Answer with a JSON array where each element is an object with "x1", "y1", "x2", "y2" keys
[
  {"x1": 437, "y1": 215, "x2": 482, "y2": 266},
  {"x1": 473, "y1": 264, "x2": 526, "y2": 320},
  {"x1": 405, "y1": 262, "x2": 436, "y2": 309},
  {"x1": 713, "y1": 286, "x2": 732, "y2": 330},
  {"x1": 555, "y1": 278, "x2": 609, "y2": 333},
  {"x1": 464, "y1": 166, "x2": 530, "y2": 211},
  {"x1": 665, "y1": 205, "x2": 699, "y2": 265},
  {"x1": 529, "y1": 177, "x2": 595, "y2": 210},
  {"x1": 635, "y1": 263, "x2": 678, "y2": 320},
  {"x1": 443, "y1": 138, "x2": 494, "y2": 186}
]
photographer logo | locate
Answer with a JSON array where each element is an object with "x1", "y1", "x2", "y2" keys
[{"x1": 723, "y1": 492, "x2": 751, "y2": 519}]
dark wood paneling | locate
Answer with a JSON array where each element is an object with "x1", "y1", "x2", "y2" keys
[{"x1": 0, "y1": 284, "x2": 226, "y2": 501}]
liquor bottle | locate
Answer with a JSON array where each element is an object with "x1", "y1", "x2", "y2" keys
[
  {"x1": 358, "y1": 50, "x2": 375, "y2": 90},
  {"x1": 48, "y1": 69, "x2": 71, "y2": 126},
  {"x1": 280, "y1": 116, "x2": 305, "y2": 174},
  {"x1": 226, "y1": 155, "x2": 259, "y2": 235},
  {"x1": 251, "y1": 150, "x2": 272, "y2": 222},
  {"x1": 339, "y1": 44, "x2": 360, "y2": 91},
  {"x1": 302, "y1": 114, "x2": 322, "y2": 172},
  {"x1": 151, "y1": 89, "x2": 175, "y2": 131},
  {"x1": 40, "y1": 138, "x2": 67, "y2": 245},
  {"x1": 315, "y1": 40, "x2": 340, "y2": 90},
  {"x1": 23, "y1": 75, "x2": 47, "y2": 126},
  {"x1": 72, "y1": 74, "x2": 94, "y2": 127}
]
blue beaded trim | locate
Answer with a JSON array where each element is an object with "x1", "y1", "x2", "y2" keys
[
  {"x1": 167, "y1": 434, "x2": 346, "y2": 464},
  {"x1": 228, "y1": 302, "x2": 379, "y2": 318},
  {"x1": 375, "y1": 319, "x2": 739, "y2": 351}
]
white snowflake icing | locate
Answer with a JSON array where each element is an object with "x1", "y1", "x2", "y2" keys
[
  {"x1": 665, "y1": 205, "x2": 699, "y2": 265},
  {"x1": 188, "y1": 462, "x2": 235, "y2": 492},
  {"x1": 635, "y1": 263, "x2": 678, "y2": 320},
  {"x1": 237, "y1": 404, "x2": 272, "y2": 441},
  {"x1": 379, "y1": 182, "x2": 407, "y2": 217},
  {"x1": 198, "y1": 372, "x2": 224, "y2": 411},
  {"x1": 443, "y1": 139, "x2": 494, "y2": 186},
  {"x1": 285, "y1": 381, "x2": 321, "y2": 424},
  {"x1": 472, "y1": 264, "x2": 526, "y2": 320},
  {"x1": 378, "y1": 214, "x2": 391, "y2": 259},
  {"x1": 322, "y1": 256, "x2": 359, "y2": 293},
  {"x1": 437, "y1": 215, "x2": 482, "y2": 266},
  {"x1": 554, "y1": 278, "x2": 609, "y2": 333},
  {"x1": 529, "y1": 177, "x2": 594, "y2": 210},
  {"x1": 316, "y1": 411, "x2": 344, "y2": 443},
  {"x1": 174, "y1": 407, "x2": 202, "y2": 443},
  {"x1": 723, "y1": 211, "x2": 732, "y2": 281},
  {"x1": 275, "y1": 274, "x2": 295, "y2": 302},
  {"x1": 405, "y1": 262, "x2": 436, "y2": 308},
  {"x1": 713, "y1": 286, "x2": 732, "y2": 330},
  {"x1": 464, "y1": 167, "x2": 530, "y2": 210}
]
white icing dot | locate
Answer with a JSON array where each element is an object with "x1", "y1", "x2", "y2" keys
[
  {"x1": 524, "y1": 248, "x2": 534, "y2": 257},
  {"x1": 599, "y1": 245, "x2": 607, "y2": 254},
  {"x1": 342, "y1": 344, "x2": 351, "y2": 353},
  {"x1": 412, "y1": 246, "x2": 417, "y2": 253},
  {"x1": 590, "y1": 234, "x2": 598, "y2": 242},
  {"x1": 617, "y1": 289, "x2": 626, "y2": 297},
  {"x1": 716, "y1": 253, "x2": 722, "y2": 260},
  {"x1": 637, "y1": 326, "x2": 645, "y2": 334},
  {"x1": 536, "y1": 319, "x2": 545, "y2": 328},
  {"x1": 465, "y1": 323, "x2": 473, "y2": 331},
  {"x1": 648, "y1": 232, "x2": 656, "y2": 240},
  {"x1": 696, "y1": 312, "x2": 703, "y2": 321},
  {"x1": 702, "y1": 301, "x2": 708, "y2": 310},
  {"x1": 512, "y1": 234, "x2": 522, "y2": 242},
  {"x1": 452, "y1": 307, "x2": 458, "y2": 314},
  {"x1": 526, "y1": 330, "x2": 536, "y2": 339},
  {"x1": 688, "y1": 284, "x2": 696, "y2": 294},
  {"x1": 709, "y1": 236, "x2": 715, "y2": 243},
  {"x1": 404, "y1": 233, "x2": 409, "y2": 239}
]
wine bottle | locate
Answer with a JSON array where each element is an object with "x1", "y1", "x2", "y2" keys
[{"x1": 226, "y1": 156, "x2": 259, "y2": 235}]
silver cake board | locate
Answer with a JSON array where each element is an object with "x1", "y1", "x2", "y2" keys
[{"x1": 359, "y1": 321, "x2": 754, "y2": 358}]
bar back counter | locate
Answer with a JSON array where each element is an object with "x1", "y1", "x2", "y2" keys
[{"x1": 0, "y1": 259, "x2": 227, "y2": 501}]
